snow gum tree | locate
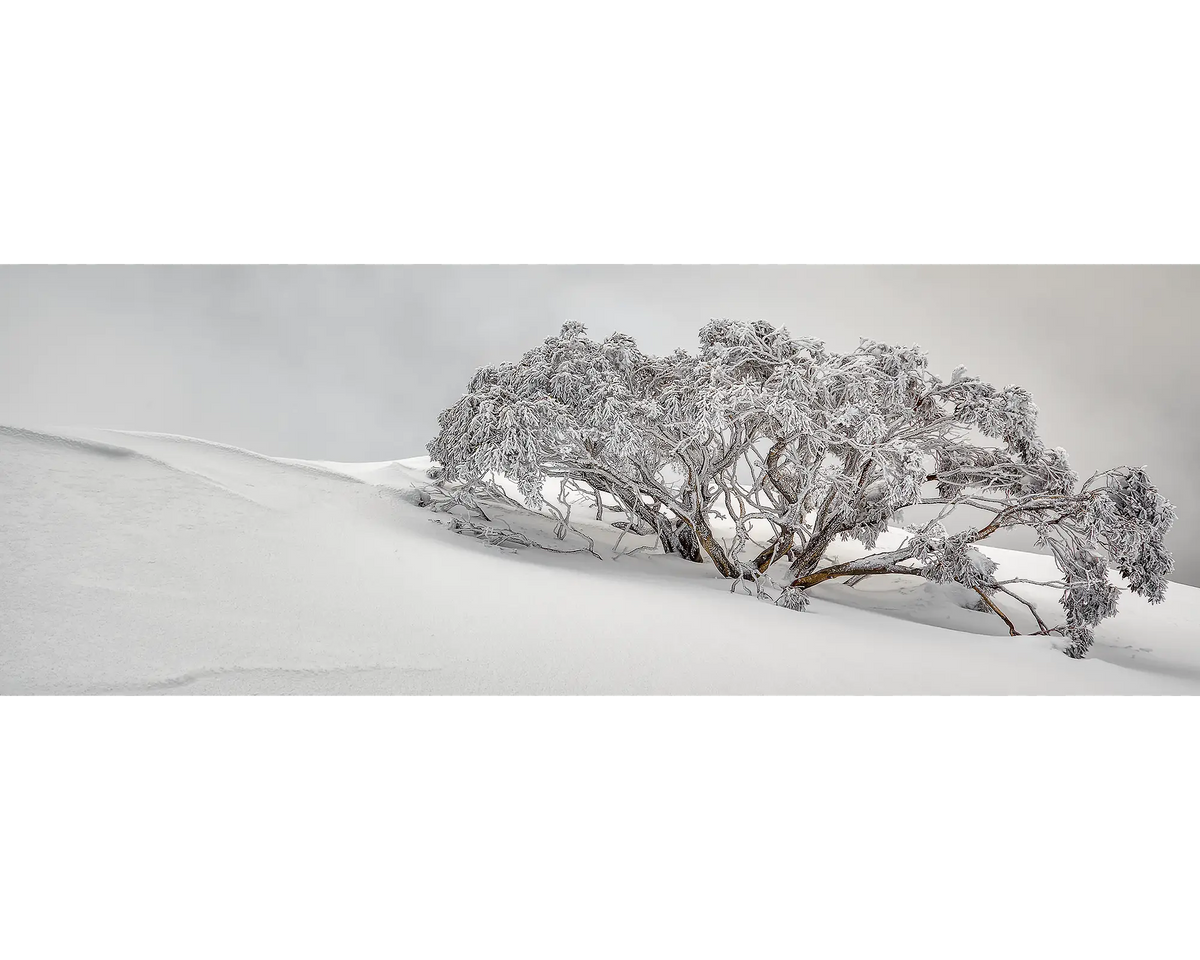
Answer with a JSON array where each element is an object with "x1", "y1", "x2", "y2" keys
[{"x1": 427, "y1": 320, "x2": 1176, "y2": 658}]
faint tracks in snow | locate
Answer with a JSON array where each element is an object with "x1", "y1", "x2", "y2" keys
[{"x1": 69, "y1": 662, "x2": 445, "y2": 695}]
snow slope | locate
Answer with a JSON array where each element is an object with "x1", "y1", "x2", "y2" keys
[{"x1": 3, "y1": 423, "x2": 1198, "y2": 694}]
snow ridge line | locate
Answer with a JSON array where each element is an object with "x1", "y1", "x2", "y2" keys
[
  {"x1": 0, "y1": 424, "x2": 270, "y2": 507},
  {"x1": 96, "y1": 428, "x2": 370, "y2": 486}
]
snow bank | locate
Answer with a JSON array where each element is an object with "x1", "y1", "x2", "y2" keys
[{"x1": 2, "y1": 424, "x2": 1197, "y2": 694}]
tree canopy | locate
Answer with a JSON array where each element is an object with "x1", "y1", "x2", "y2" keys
[{"x1": 428, "y1": 320, "x2": 1175, "y2": 658}]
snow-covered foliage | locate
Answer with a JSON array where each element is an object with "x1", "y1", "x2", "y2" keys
[{"x1": 427, "y1": 321, "x2": 1176, "y2": 657}]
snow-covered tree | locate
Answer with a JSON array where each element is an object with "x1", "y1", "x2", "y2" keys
[{"x1": 427, "y1": 321, "x2": 1176, "y2": 657}]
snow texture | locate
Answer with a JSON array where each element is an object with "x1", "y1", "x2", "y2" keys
[{"x1": 2, "y1": 423, "x2": 1198, "y2": 694}]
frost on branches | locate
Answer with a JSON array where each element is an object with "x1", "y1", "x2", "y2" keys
[{"x1": 426, "y1": 320, "x2": 1176, "y2": 658}]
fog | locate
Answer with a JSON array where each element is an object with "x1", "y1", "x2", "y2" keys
[{"x1": 2, "y1": 265, "x2": 1196, "y2": 584}]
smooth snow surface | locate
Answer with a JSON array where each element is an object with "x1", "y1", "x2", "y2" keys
[{"x1": 3, "y1": 424, "x2": 1199, "y2": 694}]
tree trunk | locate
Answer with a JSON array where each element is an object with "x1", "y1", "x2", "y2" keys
[
  {"x1": 754, "y1": 528, "x2": 795, "y2": 573},
  {"x1": 754, "y1": 439, "x2": 802, "y2": 573},
  {"x1": 674, "y1": 518, "x2": 703, "y2": 562},
  {"x1": 790, "y1": 530, "x2": 834, "y2": 580},
  {"x1": 598, "y1": 482, "x2": 677, "y2": 557},
  {"x1": 791, "y1": 565, "x2": 924, "y2": 590},
  {"x1": 690, "y1": 513, "x2": 741, "y2": 579}
]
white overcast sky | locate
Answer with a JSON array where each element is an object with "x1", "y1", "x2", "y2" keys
[{"x1": 2, "y1": 265, "x2": 1196, "y2": 584}]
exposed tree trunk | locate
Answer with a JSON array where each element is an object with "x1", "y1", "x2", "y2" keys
[
  {"x1": 674, "y1": 518, "x2": 703, "y2": 562},
  {"x1": 589, "y1": 475, "x2": 682, "y2": 557},
  {"x1": 756, "y1": 439, "x2": 801, "y2": 573},
  {"x1": 790, "y1": 529, "x2": 836, "y2": 579},
  {"x1": 764, "y1": 439, "x2": 799, "y2": 504},
  {"x1": 754, "y1": 528, "x2": 795, "y2": 573},
  {"x1": 973, "y1": 588, "x2": 1019, "y2": 636},
  {"x1": 690, "y1": 512, "x2": 741, "y2": 579},
  {"x1": 791, "y1": 565, "x2": 925, "y2": 590}
]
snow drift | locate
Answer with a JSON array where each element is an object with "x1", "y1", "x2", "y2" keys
[{"x1": 2, "y1": 423, "x2": 1198, "y2": 694}]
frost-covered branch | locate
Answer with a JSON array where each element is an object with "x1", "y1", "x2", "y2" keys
[{"x1": 425, "y1": 319, "x2": 1176, "y2": 658}]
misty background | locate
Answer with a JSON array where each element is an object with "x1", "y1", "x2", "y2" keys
[{"x1": 1, "y1": 265, "x2": 1196, "y2": 585}]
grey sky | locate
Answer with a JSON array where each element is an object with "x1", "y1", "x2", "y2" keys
[{"x1": 2, "y1": 266, "x2": 1197, "y2": 585}]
